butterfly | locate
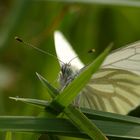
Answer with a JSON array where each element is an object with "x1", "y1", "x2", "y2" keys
[{"x1": 54, "y1": 31, "x2": 140, "y2": 115}]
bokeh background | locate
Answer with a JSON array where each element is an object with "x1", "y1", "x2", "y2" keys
[{"x1": 0, "y1": 0, "x2": 140, "y2": 139}]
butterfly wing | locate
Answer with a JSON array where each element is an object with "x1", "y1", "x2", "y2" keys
[
  {"x1": 76, "y1": 68, "x2": 140, "y2": 114},
  {"x1": 54, "y1": 31, "x2": 84, "y2": 69},
  {"x1": 102, "y1": 41, "x2": 140, "y2": 75},
  {"x1": 78, "y1": 41, "x2": 140, "y2": 114},
  {"x1": 54, "y1": 31, "x2": 140, "y2": 114}
]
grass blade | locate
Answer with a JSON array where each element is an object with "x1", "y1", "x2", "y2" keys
[
  {"x1": 82, "y1": 108, "x2": 140, "y2": 124},
  {"x1": 36, "y1": 72, "x2": 59, "y2": 98},
  {"x1": 9, "y1": 97, "x2": 49, "y2": 108},
  {"x1": 5, "y1": 132, "x2": 12, "y2": 140},
  {"x1": 1, "y1": 116, "x2": 140, "y2": 139},
  {"x1": 48, "y1": 0, "x2": 140, "y2": 7},
  {"x1": 52, "y1": 46, "x2": 112, "y2": 109},
  {"x1": 64, "y1": 106, "x2": 108, "y2": 140}
]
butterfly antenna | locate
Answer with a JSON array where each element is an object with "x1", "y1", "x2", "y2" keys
[
  {"x1": 15, "y1": 36, "x2": 64, "y2": 64},
  {"x1": 68, "y1": 56, "x2": 79, "y2": 65},
  {"x1": 67, "y1": 48, "x2": 96, "y2": 65}
]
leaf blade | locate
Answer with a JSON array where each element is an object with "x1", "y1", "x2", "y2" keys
[{"x1": 52, "y1": 46, "x2": 112, "y2": 109}]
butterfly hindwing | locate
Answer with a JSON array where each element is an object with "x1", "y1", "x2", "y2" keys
[{"x1": 76, "y1": 68, "x2": 140, "y2": 114}]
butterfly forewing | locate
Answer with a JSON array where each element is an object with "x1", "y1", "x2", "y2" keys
[
  {"x1": 54, "y1": 31, "x2": 84, "y2": 69},
  {"x1": 54, "y1": 31, "x2": 140, "y2": 115}
]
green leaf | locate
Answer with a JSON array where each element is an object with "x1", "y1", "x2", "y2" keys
[
  {"x1": 5, "y1": 132, "x2": 12, "y2": 140},
  {"x1": 9, "y1": 85, "x2": 107, "y2": 139},
  {"x1": 9, "y1": 97, "x2": 49, "y2": 108},
  {"x1": 8, "y1": 96, "x2": 140, "y2": 126},
  {"x1": 36, "y1": 72, "x2": 59, "y2": 98},
  {"x1": 64, "y1": 106, "x2": 107, "y2": 140},
  {"x1": 49, "y1": 0, "x2": 140, "y2": 7},
  {"x1": 1, "y1": 116, "x2": 140, "y2": 139},
  {"x1": 82, "y1": 108, "x2": 140, "y2": 124},
  {"x1": 0, "y1": 116, "x2": 81, "y2": 136}
]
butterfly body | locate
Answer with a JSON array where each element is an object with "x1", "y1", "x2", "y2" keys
[
  {"x1": 54, "y1": 31, "x2": 140, "y2": 115},
  {"x1": 59, "y1": 63, "x2": 79, "y2": 89}
]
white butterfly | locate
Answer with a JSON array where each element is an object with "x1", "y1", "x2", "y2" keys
[{"x1": 54, "y1": 31, "x2": 140, "y2": 115}]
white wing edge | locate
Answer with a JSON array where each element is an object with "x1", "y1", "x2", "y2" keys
[{"x1": 54, "y1": 31, "x2": 84, "y2": 69}]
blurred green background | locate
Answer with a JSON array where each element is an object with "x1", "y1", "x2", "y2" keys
[{"x1": 0, "y1": 0, "x2": 140, "y2": 139}]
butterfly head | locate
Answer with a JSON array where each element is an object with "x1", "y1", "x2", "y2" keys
[{"x1": 59, "y1": 63, "x2": 79, "y2": 89}]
